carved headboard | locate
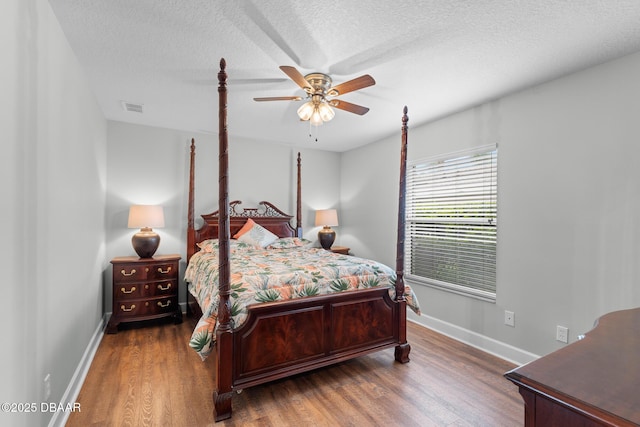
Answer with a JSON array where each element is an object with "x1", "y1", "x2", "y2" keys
[{"x1": 188, "y1": 200, "x2": 296, "y2": 260}]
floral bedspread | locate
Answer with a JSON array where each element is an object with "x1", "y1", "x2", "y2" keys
[{"x1": 185, "y1": 242, "x2": 421, "y2": 360}]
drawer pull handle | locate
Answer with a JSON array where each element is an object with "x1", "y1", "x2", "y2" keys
[
  {"x1": 120, "y1": 304, "x2": 136, "y2": 312},
  {"x1": 157, "y1": 300, "x2": 171, "y2": 308},
  {"x1": 157, "y1": 266, "x2": 172, "y2": 274},
  {"x1": 120, "y1": 286, "x2": 136, "y2": 294},
  {"x1": 157, "y1": 283, "x2": 172, "y2": 291},
  {"x1": 120, "y1": 269, "x2": 136, "y2": 277}
]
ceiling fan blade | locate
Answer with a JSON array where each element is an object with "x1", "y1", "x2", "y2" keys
[
  {"x1": 328, "y1": 75, "x2": 375, "y2": 96},
  {"x1": 280, "y1": 66, "x2": 313, "y2": 90},
  {"x1": 253, "y1": 96, "x2": 303, "y2": 102},
  {"x1": 329, "y1": 99, "x2": 370, "y2": 115}
]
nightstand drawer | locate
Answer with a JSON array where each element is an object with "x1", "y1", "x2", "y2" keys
[
  {"x1": 116, "y1": 283, "x2": 143, "y2": 299},
  {"x1": 114, "y1": 264, "x2": 146, "y2": 282},
  {"x1": 141, "y1": 279, "x2": 178, "y2": 297},
  {"x1": 116, "y1": 296, "x2": 178, "y2": 318},
  {"x1": 115, "y1": 280, "x2": 178, "y2": 300},
  {"x1": 147, "y1": 263, "x2": 178, "y2": 280}
]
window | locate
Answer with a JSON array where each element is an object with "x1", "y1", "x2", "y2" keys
[{"x1": 405, "y1": 145, "x2": 497, "y2": 301}]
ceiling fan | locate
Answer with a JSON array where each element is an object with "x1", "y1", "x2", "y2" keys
[{"x1": 254, "y1": 66, "x2": 375, "y2": 126}]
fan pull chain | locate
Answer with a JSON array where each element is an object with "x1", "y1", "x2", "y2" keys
[{"x1": 308, "y1": 120, "x2": 320, "y2": 142}]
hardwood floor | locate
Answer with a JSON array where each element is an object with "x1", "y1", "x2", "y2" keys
[{"x1": 67, "y1": 318, "x2": 523, "y2": 426}]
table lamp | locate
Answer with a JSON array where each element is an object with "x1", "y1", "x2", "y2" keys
[
  {"x1": 315, "y1": 209, "x2": 339, "y2": 250},
  {"x1": 128, "y1": 205, "x2": 165, "y2": 258}
]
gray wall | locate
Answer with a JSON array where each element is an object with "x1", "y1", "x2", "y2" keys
[
  {"x1": 342, "y1": 50, "x2": 640, "y2": 363},
  {"x1": 105, "y1": 121, "x2": 341, "y2": 311},
  {"x1": 1, "y1": 1, "x2": 107, "y2": 426}
]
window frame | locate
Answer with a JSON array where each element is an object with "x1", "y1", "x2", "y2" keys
[{"x1": 404, "y1": 144, "x2": 498, "y2": 302}]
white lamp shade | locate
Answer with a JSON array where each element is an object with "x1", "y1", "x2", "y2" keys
[
  {"x1": 318, "y1": 102, "x2": 335, "y2": 121},
  {"x1": 128, "y1": 205, "x2": 165, "y2": 229},
  {"x1": 310, "y1": 107, "x2": 323, "y2": 126},
  {"x1": 297, "y1": 101, "x2": 315, "y2": 121},
  {"x1": 315, "y1": 209, "x2": 339, "y2": 227}
]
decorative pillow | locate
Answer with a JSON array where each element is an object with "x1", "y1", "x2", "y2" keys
[
  {"x1": 196, "y1": 239, "x2": 256, "y2": 253},
  {"x1": 235, "y1": 219, "x2": 279, "y2": 247},
  {"x1": 267, "y1": 237, "x2": 312, "y2": 249},
  {"x1": 233, "y1": 218, "x2": 257, "y2": 239}
]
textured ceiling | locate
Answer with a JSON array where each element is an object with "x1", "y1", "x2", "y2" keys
[{"x1": 49, "y1": 0, "x2": 640, "y2": 152}]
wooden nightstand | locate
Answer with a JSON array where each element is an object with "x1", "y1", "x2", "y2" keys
[
  {"x1": 107, "y1": 254, "x2": 182, "y2": 333},
  {"x1": 329, "y1": 246, "x2": 350, "y2": 255}
]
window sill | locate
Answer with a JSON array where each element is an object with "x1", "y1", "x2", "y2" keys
[{"x1": 405, "y1": 274, "x2": 496, "y2": 303}]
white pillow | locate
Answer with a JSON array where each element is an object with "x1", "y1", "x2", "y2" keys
[{"x1": 236, "y1": 219, "x2": 278, "y2": 247}]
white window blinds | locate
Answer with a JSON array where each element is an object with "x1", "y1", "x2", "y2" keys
[{"x1": 405, "y1": 145, "x2": 497, "y2": 301}]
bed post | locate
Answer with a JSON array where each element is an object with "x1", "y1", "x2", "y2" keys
[
  {"x1": 214, "y1": 58, "x2": 233, "y2": 422},
  {"x1": 296, "y1": 152, "x2": 303, "y2": 237},
  {"x1": 394, "y1": 106, "x2": 411, "y2": 363},
  {"x1": 187, "y1": 138, "x2": 196, "y2": 263}
]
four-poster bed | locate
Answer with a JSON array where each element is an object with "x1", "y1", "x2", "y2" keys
[{"x1": 185, "y1": 58, "x2": 415, "y2": 422}]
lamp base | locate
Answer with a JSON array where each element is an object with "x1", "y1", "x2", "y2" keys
[
  {"x1": 318, "y1": 226, "x2": 336, "y2": 250},
  {"x1": 132, "y1": 228, "x2": 160, "y2": 258}
]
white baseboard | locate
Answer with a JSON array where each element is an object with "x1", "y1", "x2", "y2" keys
[
  {"x1": 48, "y1": 314, "x2": 107, "y2": 427},
  {"x1": 408, "y1": 315, "x2": 539, "y2": 366}
]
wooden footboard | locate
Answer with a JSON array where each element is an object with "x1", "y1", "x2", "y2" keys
[
  {"x1": 187, "y1": 283, "x2": 410, "y2": 420},
  {"x1": 232, "y1": 287, "x2": 408, "y2": 390}
]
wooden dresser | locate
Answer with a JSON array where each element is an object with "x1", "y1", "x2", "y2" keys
[
  {"x1": 505, "y1": 308, "x2": 640, "y2": 426},
  {"x1": 107, "y1": 254, "x2": 182, "y2": 333}
]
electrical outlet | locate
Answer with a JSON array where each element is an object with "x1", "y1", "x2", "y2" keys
[
  {"x1": 556, "y1": 326, "x2": 569, "y2": 343},
  {"x1": 44, "y1": 374, "x2": 51, "y2": 400},
  {"x1": 504, "y1": 310, "x2": 515, "y2": 327}
]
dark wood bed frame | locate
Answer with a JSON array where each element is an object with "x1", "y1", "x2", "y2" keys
[{"x1": 186, "y1": 58, "x2": 410, "y2": 422}]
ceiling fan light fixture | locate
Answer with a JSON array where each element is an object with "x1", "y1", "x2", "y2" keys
[
  {"x1": 297, "y1": 101, "x2": 315, "y2": 121},
  {"x1": 257, "y1": 66, "x2": 374, "y2": 130},
  {"x1": 310, "y1": 107, "x2": 324, "y2": 126},
  {"x1": 318, "y1": 102, "x2": 335, "y2": 122}
]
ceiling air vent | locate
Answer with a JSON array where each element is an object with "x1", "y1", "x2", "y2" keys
[{"x1": 121, "y1": 101, "x2": 144, "y2": 113}]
